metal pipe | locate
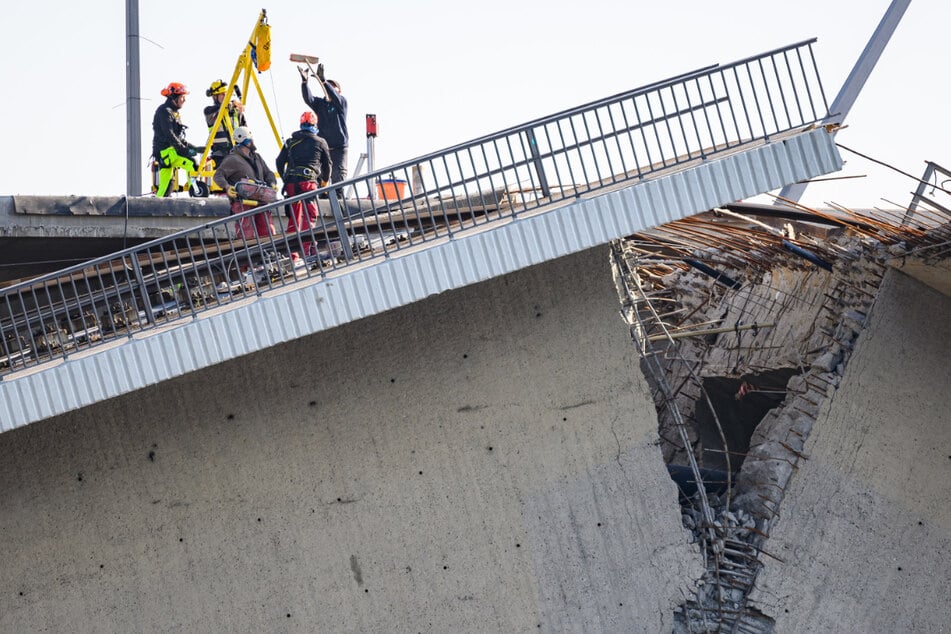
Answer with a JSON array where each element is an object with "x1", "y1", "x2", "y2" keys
[
  {"x1": 781, "y1": 240, "x2": 832, "y2": 271},
  {"x1": 646, "y1": 323, "x2": 773, "y2": 343},
  {"x1": 683, "y1": 258, "x2": 742, "y2": 289}
]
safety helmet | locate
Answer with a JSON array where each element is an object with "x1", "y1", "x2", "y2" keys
[
  {"x1": 206, "y1": 80, "x2": 241, "y2": 99},
  {"x1": 300, "y1": 111, "x2": 317, "y2": 126},
  {"x1": 233, "y1": 126, "x2": 253, "y2": 145},
  {"x1": 161, "y1": 82, "x2": 189, "y2": 97},
  {"x1": 206, "y1": 80, "x2": 227, "y2": 97}
]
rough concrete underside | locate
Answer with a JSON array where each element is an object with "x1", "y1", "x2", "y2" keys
[
  {"x1": 0, "y1": 247, "x2": 701, "y2": 632},
  {"x1": 751, "y1": 268, "x2": 951, "y2": 631}
]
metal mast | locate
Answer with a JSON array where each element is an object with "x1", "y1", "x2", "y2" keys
[
  {"x1": 777, "y1": 0, "x2": 911, "y2": 204},
  {"x1": 126, "y1": 0, "x2": 142, "y2": 196}
]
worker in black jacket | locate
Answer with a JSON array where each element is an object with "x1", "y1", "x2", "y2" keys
[
  {"x1": 151, "y1": 82, "x2": 203, "y2": 197},
  {"x1": 276, "y1": 112, "x2": 332, "y2": 257},
  {"x1": 203, "y1": 79, "x2": 246, "y2": 167},
  {"x1": 299, "y1": 63, "x2": 348, "y2": 184}
]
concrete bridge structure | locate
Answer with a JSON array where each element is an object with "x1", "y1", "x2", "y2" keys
[{"x1": 1, "y1": 40, "x2": 949, "y2": 632}]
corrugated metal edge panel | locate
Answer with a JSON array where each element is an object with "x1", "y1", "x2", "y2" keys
[{"x1": 0, "y1": 129, "x2": 841, "y2": 433}]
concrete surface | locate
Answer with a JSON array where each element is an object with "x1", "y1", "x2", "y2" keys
[
  {"x1": 0, "y1": 195, "x2": 233, "y2": 282},
  {"x1": 0, "y1": 247, "x2": 702, "y2": 632},
  {"x1": 0, "y1": 195, "x2": 230, "y2": 234},
  {"x1": 751, "y1": 268, "x2": 951, "y2": 632},
  {"x1": 893, "y1": 256, "x2": 951, "y2": 299}
]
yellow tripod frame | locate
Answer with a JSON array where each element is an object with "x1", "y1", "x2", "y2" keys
[{"x1": 197, "y1": 9, "x2": 282, "y2": 179}]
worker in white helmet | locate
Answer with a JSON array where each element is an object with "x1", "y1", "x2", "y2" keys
[{"x1": 212, "y1": 127, "x2": 277, "y2": 239}]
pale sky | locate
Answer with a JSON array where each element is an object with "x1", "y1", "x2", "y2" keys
[{"x1": 2, "y1": 0, "x2": 947, "y2": 210}]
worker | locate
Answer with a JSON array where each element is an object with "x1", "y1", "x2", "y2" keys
[
  {"x1": 299, "y1": 63, "x2": 348, "y2": 185},
  {"x1": 276, "y1": 112, "x2": 332, "y2": 257},
  {"x1": 203, "y1": 79, "x2": 247, "y2": 167},
  {"x1": 212, "y1": 127, "x2": 277, "y2": 239},
  {"x1": 151, "y1": 82, "x2": 204, "y2": 197}
]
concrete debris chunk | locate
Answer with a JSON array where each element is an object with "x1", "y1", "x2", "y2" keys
[{"x1": 811, "y1": 350, "x2": 840, "y2": 372}]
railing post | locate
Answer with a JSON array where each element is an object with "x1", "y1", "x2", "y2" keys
[
  {"x1": 525, "y1": 128, "x2": 551, "y2": 199},
  {"x1": 328, "y1": 195, "x2": 354, "y2": 261},
  {"x1": 131, "y1": 256, "x2": 155, "y2": 326},
  {"x1": 906, "y1": 162, "x2": 936, "y2": 221},
  {"x1": 411, "y1": 165, "x2": 425, "y2": 196}
]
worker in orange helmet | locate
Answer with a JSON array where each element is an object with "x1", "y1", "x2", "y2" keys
[
  {"x1": 151, "y1": 82, "x2": 204, "y2": 197},
  {"x1": 275, "y1": 111, "x2": 332, "y2": 257}
]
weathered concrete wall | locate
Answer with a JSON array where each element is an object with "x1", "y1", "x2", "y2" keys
[
  {"x1": 752, "y1": 268, "x2": 951, "y2": 631},
  {"x1": 893, "y1": 256, "x2": 951, "y2": 298},
  {"x1": 0, "y1": 195, "x2": 230, "y2": 239},
  {"x1": 0, "y1": 247, "x2": 701, "y2": 632}
]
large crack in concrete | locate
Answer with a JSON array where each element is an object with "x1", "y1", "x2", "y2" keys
[{"x1": 611, "y1": 206, "x2": 949, "y2": 632}]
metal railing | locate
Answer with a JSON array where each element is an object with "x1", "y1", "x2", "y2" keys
[
  {"x1": 0, "y1": 39, "x2": 829, "y2": 376},
  {"x1": 906, "y1": 160, "x2": 951, "y2": 226}
]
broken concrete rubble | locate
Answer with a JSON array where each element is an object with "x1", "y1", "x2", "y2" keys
[{"x1": 613, "y1": 203, "x2": 950, "y2": 632}]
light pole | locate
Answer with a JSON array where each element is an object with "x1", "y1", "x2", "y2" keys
[{"x1": 126, "y1": 0, "x2": 142, "y2": 196}]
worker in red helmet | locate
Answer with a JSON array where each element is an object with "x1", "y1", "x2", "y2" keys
[
  {"x1": 275, "y1": 111, "x2": 332, "y2": 257},
  {"x1": 151, "y1": 82, "x2": 204, "y2": 197}
]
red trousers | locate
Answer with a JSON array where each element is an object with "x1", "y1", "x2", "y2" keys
[
  {"x1": 284, "y1": 181, "x2": 319, "y2": 256},
  {"x1": 231, "y1": 200, "x2": 274, "y2": 239}
]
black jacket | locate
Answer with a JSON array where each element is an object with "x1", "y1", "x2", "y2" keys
[
  {"x1": 301, "y1": 81, "x2": 348, "y2": 149},
  {"x1": 276, "y1": 129, "x2": 332, "y2": 184},
  {"x1": 212, "y1": 148, "x2": 277, "y2": 191},
  {"x1": 151, "y1": 97, "x2": 192, "y2": 157},
  {"x1": 203, "y1": 102, "x2": 246, "y2": 159}
]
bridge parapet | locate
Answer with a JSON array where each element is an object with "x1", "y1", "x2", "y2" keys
[{"x1": 0, "y1": 40, "x2": 837, "y2": 389}]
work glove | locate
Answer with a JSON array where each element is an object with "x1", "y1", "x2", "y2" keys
[
  {"x1": 226, "y1": 185, "x2": 238, "y2": 200},
  {"x1": 298, "y1": 65, "x2": 308, "y2": 82},
  {"x1": 316, "y1": 63, "x2": 325, "y2": 82}
]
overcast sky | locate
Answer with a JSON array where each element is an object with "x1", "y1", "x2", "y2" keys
[{"x1": 2, "y1": 0, "x2": 946, "y2": 209}]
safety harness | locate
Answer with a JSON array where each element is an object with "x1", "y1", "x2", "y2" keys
[{"x1": 282, "y1": 136, "x2": 317, "y2": 182}]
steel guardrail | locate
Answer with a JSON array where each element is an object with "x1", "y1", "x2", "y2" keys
[{"x1": 0, "y1": 40, "x2": 829, "y2": 376}]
